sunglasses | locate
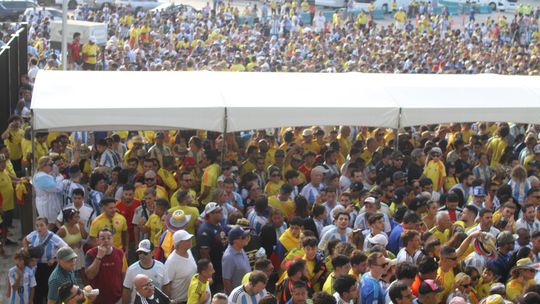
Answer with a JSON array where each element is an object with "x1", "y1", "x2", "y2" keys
[
  {"x1": 461, "y1": 284, "x2": 471, "y2": 288},
  {"x1": 376, "y1": 262, "x2": 389, "y2": 268}
]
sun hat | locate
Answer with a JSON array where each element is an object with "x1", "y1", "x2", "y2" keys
[
  {"x1": 165, "y1": 210, "x2": 191, "y2": 232},
  {"x1": 418, "y1": 279, "x2": 443, "y2": 295}
]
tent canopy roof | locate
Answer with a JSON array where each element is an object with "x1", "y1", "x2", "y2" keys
[{"x1": 31, "y1": 71, "x2": 540, "y2": 132}]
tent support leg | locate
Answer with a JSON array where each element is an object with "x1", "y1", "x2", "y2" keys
[{"x1": 220, "y1": 108, "x2": 228, "y2": 166}]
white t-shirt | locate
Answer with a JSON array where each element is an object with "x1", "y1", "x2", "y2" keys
[
  {"x1": 165, "y1": 249, "x2": 197, "y2": 302},
  {"x1": 123, "y1": 260, "x2": 171, "y2": 303}
]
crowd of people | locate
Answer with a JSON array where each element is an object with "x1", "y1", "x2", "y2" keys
[
  {"x1": 6, "y1": 103, "x2": 540, "y2": 304},
  {"x1": 2, "y1": 0, "x2": 540, "y2": 304},
  {"x1": 0, "y1": 0, "x2": 537, "y2": 74}
]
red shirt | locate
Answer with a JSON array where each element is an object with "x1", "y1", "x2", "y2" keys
[
  {"x1": 67, "y1": 41, "x2": 81, "y2": 63},
  {"x1": 116, "y1": 199, "x2": 141, "y2": 242},
  {"x1": 85, "y1": 247, "x2": 124, "y2": 304}
]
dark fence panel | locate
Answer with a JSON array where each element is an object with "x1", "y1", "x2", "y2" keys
[{"x1": 0, "y1": 24, "x2": 28, "y2": 130}]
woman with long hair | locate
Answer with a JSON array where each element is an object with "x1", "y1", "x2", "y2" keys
[{"x1": 508, "y1": 165, "x2": 531, "y2": 207}]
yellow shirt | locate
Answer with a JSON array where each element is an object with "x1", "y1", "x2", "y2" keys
[
  {"x1": 201, "y1": 163, "x2": 220, "y2": 204},
  {"x1": 35, "y1": 141, "x2": 48, "y2": 163},
  {"x1": 360, "y1": 149, "x2": 373, "y2": 165},
  {"x1": 423, "y1": 160, "x2": 446, "y2": 192},
  {"x1": 506, "y1": 278, "x2": 535, "y2": 301},
  {"x1": 394, "y1": 11, "x2": 406, "y2": 23},
  {"x1": 158, "y1": 168, "x2": 177, "y2": 192},
  {"x1": 264, "y1": 181, "x2": 283, "y2": 196},
  {"x1": 21, "y1": 138, "x2": 32, "y2": 162},
  {"x1": 0, "y1": 171, "x2": 14, "y2": 211},
  {"x1": 5, "y1": 129, "x2": 24, "y2": 160},
  {"x1": 239, "y1": 159, "x2": 256, "y2": 177},
  {"x1": 187, "y1": 274, "x2": 209, "y2": 304},
  {"x1": 477, "y1": 278, "x2": 492, "y2": 300},
  {"x1": 230, "y1": 64, "x2": 246, "y2": 72},
  {"x1": 302, "y1": 141, "x2": 320, "y2": 154},
  {"x1": 429, "y1": 226, "x2": 449, "y2": 244},
  {"x1": 81, "y1": 43, "x2": 99, "y2": 64},
  {"x1": 168, "y1": 205, "x2": 199, "y2": 235},
  {"x1": 268, "y1": 195, "x2": 295, "y2": 219},
  {"x1": 134, "y1": 185, "x2": 168, "y2": 201},
  {"x1": 170, "y1": 188, "x2": 198, "y2": 208},
  {"x1": 89, "y1": 213, "x2": 128, "y2": 249},
  {"x1": 322, "y1": 273, "x2": 336, "y2": 295},
  {"x1": 145, "y1": 213, "x2": 163, "y2": 247},
  {"x1": 487, "y1": 136, "x2": 507, "y2": 168},
  {"x1": 437, "y1": 267, "x2": 455, "y2": 302}
]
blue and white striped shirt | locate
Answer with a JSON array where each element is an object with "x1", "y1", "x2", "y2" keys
[
  {"x1": 9, "y1": 266, "x2": 36, "y2": 304},
  {"x1": 99, "y1": 149, "x2": 120, "y2": 168},
  {"x1": 25, "y1": 231, "x2": 67, "y2": 263},
  {"x1": 229, "y1": 285, "x2": 267, "y2": 304}
]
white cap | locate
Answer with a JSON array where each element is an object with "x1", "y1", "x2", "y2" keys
[
  {"x1": 367, "y1": 234, "x2": 388, "y2": 247},
  {"x1": 89, "y1": 36, "x2": 96, "y2": 43},
  {"x1": 173, "y1": 230, "x2": 193, "y2": 246},
  {"x1": 136, "y1": 239, "x2": 153, "y2": 253},
  {"x1": 364, "y1": 197, "x2": 377, "y2": 205}
]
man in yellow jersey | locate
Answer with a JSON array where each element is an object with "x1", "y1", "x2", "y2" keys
[
  {"x1": 89, "y1": 198, "x2": 128, "y2": 250},
  {"x1": 82, "y1": 36, "x2": 99, "y2": 70},
  {"x1": 198, "y1": 150, "x2": 220, "y2": 205}
]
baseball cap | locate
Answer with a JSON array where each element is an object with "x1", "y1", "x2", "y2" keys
[
  {"x1": 364, "y1": 197, "x2": 377, "y2": 205},
  {"x1": 430, "y1": 147, "x2": 442, "y2": 155},
  {"x1": 57, "y1": 246, "x2": 77, "y2": 261},
  {"x1": 302, "y1": 129, "x2": 313, "y2": 137},
  {"x1": 473, "y1": 186, "x2": 486, "y2": 197},
  {"x1": 418, "y1": 279, "x2": 443, "y2": 295},
  {"x1": 228, "y1": 227, "x2": 249, "y2": 244},
  {"x1": 366, "y1": 234, "x2": 388, "y2": 247},
  {"x1": 392, "y1": 171, "x2": 407, "y2": 182},
  {"x1": 204, "y1": 202, "x2": 222, "y2": 215},
  {"x1": 136, "y1": 239, "x2": 154, "y2": 253},
  {"x1": 350, "y1": 182, "x2": 364, "y2": 192},
  {"x1": 155, "y1": 132, "x2": 165, "y2": 139},
  {"x1": 489, "y1": 282, "x2": 506, "y2": 294},
  {"x1": 173, "y1": 230, "x2": 193, "y2": 246},
  {"x1": 89, "y1": 36, "x2": 96, "y2": 43},
  {"x1": 497, "y1": 231, "x2": 517, "y2": 246}
]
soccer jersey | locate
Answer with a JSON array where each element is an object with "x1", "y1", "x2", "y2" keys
[
  {"x1": 229, "y1": 285, "x2": 267, "y2": 304},
  {"x1": 9, "y1": 266, "x2": 36, "y2": 304},
  {"x1": 89, "y1": 213, "x2": 128, "y2": 249}
]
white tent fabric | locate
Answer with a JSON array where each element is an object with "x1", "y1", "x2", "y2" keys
[
  {"x1": 222, "y1": 72, "x2": 400, "y2": 131},
  {"x1": 31, "y1": 71, "x2": 227, "y2": 132},
  {"x1": 396, "y1": 74, "x2": 540, "y2": 127},
  {"x1": 32, "y1": 71, "x2": 540, "y2": 132}
]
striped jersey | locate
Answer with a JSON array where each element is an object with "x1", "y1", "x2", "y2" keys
[
  {"x1": 9, "y1": 266, "x2": 36, "y2": 304},
  {"x1": 25, "y1": 231, "x2": 67, "y2": 263},
  {"x1": 229, "y1": 285, "x2": 267, "y2": 304}
]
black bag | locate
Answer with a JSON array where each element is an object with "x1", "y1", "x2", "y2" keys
[{"x1": 29, "y1": 232, "x2": 54, "y2": 258}]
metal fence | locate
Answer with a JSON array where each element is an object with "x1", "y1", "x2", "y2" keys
[{"x1": 0, "y1": 23, "x2": 28, "y2": 131}]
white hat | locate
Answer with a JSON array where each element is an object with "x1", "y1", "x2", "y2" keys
[
  {"x1": 136, "y1": 239, "x2": 153, "y2": 253},
  {"x1": 173, "y1": 230, "x2": 193, "y2": 246},
  {"x1": 302, "y1": 129, "x2": 313, "y2": 137},
  {"x1": 364, "y1": 197, "x2": 377, "y2": 205},
  {"x1": 89, "y1": 36, "x2": 96, "y2": 43},
  {"x1": 367, "y1": 234, "x2": 388, "y2": 247}
]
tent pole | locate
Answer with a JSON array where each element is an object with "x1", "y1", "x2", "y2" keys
[
  {"x1": 394, "y1": 108, "x2": 402, "y2": 152},
  {"x1": 220, "y1": 107, "x2": 228, "y2": 166}
]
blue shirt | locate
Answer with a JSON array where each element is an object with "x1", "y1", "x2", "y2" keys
[
  {"x1": 387, "y1": 224, "x2": 404, "y2": 255},
  {"x1": 359, "y1": 272, "x2": 384, "y2": 304},
  {"x1": 222, "y1": 245, "x2": 251, "y2": 289}
]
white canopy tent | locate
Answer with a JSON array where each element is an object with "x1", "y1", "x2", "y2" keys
[
  {"x1": 32, "y1": 71, "x2": 540, "y2": 132},
  {"x1": 394, "y1": 74, "x2": 540, "y2": 127}
]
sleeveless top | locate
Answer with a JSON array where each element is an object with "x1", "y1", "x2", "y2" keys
[{"x1": 62, "y1": 224, "x2": 83, "y2": 247}]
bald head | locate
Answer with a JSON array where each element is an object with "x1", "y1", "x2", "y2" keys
[{"x1": 133, "y1": 274, "x2": 151, "y2": 289}]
